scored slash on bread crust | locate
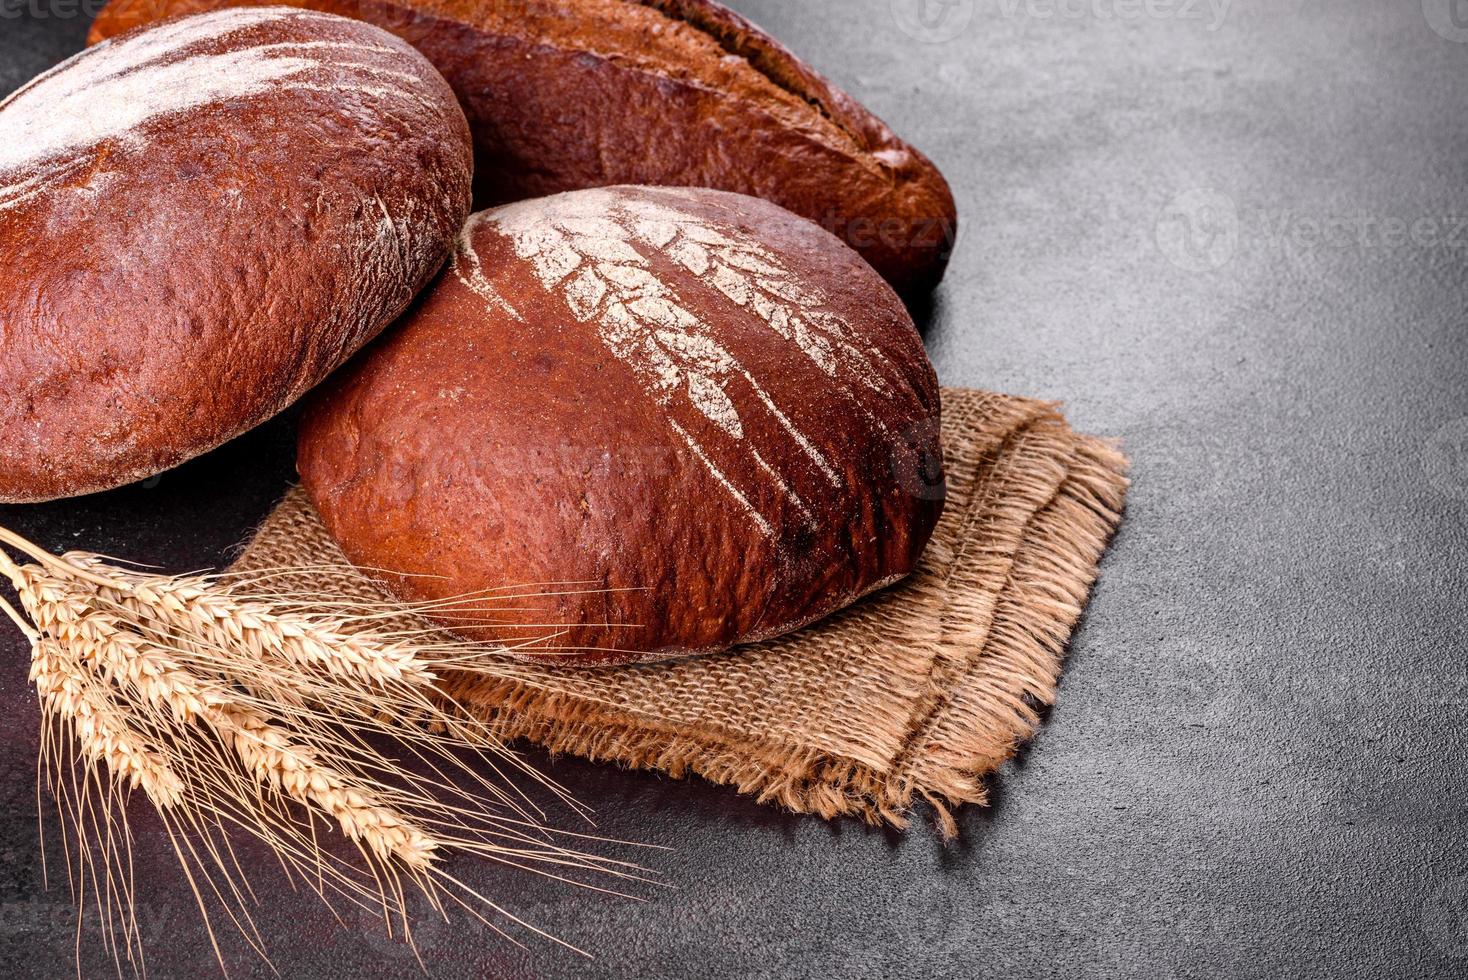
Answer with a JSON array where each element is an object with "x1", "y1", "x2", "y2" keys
[
  {"x1": 0, "y1": 8, "x2": 474, "y2": 502},
  {"x1": 88, "y1": 0, "x2": 959, "y2": 295},
  {"x1": 478, "y1": 186, "x2": 917, "y2": 518},
  {"x1": 297, "y1": 186, "x2": 945, "y2": 665}
]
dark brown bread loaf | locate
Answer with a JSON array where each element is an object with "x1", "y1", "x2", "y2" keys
[
  {"x1": 0, "y1": 7, "x2": 473, "y2": 503},
  {"x1": 297, "y1": 186, "x2": 946, "y2": 664},
  {"x1": 89, "y1": 0, "x2": 958, "y2": 295}
]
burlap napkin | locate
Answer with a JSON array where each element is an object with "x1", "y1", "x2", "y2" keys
[{"x1": 231, "y1": 388, "x2": 1128, "y2": 835}]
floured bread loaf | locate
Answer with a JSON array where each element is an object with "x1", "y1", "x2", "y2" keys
[
  {"x1": 0, "y1": 7, "x2": 473, "y2": 502},
  {"x1": 298, "y1": 186, "x2": 945, "y2": 664},
  {"x1": 89, "y1": 0, "x2": 959, "y2": 295}
]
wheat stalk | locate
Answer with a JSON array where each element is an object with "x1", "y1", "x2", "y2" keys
[
  {"x1": 68, "y1": 554, "x2": 438, "y2": 689},
  {"x1": 0, "y1": 525, "x2": 648, "y2": 975},
  {"x1": 26, "y1": 566, "x2": 440, "y2": 868},
  {"x1": 28, "y1": 635, "x2": 186, "y2": 809}
]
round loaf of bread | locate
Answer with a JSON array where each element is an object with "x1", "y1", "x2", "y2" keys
[
  {"x1": 0, "y1": 7, "x2": 472, "y2": 502},
  {"x1": 298, "y1": 186, "x2": 945, "y2": 664}
]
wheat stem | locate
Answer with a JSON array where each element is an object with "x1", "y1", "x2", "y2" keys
[{"x1": 0, "y1": 524, "x2": 645, "y2": 975}]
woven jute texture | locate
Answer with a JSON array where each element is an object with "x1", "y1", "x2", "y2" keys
[{"x1": 231, "y1": 388, "x2": 1128, "y2": 835}]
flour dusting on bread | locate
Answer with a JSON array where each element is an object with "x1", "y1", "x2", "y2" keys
[
  {"x1": 472, "y1": 187, "x2": 914, "y2": 533},
  {"x1": 0, "y1": 7, "x2": 474, "y2": 503},
  {"x1": 454, "y1": 221, "x2": 524, "y2": 322},
  {"x1": 0, "y1": 8, "x2": 434, "y2": 209}
]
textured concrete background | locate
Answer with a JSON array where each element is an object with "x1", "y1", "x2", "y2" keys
[{"x1": 2, "y1": 1, "x2": 1467, "y2": 977}]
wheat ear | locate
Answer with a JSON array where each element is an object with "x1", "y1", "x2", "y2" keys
[
  {"x1": 0, "y1": 525, "x2": 649, "y2": 976},
  {"x1": 28, "y1": 635, "x2": 186, "y2": 809}
]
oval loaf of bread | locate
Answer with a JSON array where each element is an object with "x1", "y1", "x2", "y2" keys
[
  {"x1": 297, "y1": 186, "x2": 946, "y2": 665},
  {"x1": 0, "y1": 7, "x2": 473, "y2": 503},
  {"x1": 89, "y1": 0, "x2": 958, "y2": 296}
]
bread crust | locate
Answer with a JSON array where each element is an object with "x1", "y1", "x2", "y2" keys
[
  {"x1": 0, "y1": 8, "x2": 472, "y2": 503},
  {"x1": 297, "y1": 186, "x2": 945, "y2": 664},
  {"x1": 89, "y1": 0, "x2": 958, "y2": 294}
]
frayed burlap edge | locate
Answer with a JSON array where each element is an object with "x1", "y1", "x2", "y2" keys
[
  {"x1": 441, "y1": 421, "x2": 1128, "y2": 836},
  {"x1": 232, "y1": 389, "x2": 1130, "y2": 836}
]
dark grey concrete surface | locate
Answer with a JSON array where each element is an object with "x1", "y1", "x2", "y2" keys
[{"x1": 2, "y1": 1, "x2": 1467, "y2": 977}]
